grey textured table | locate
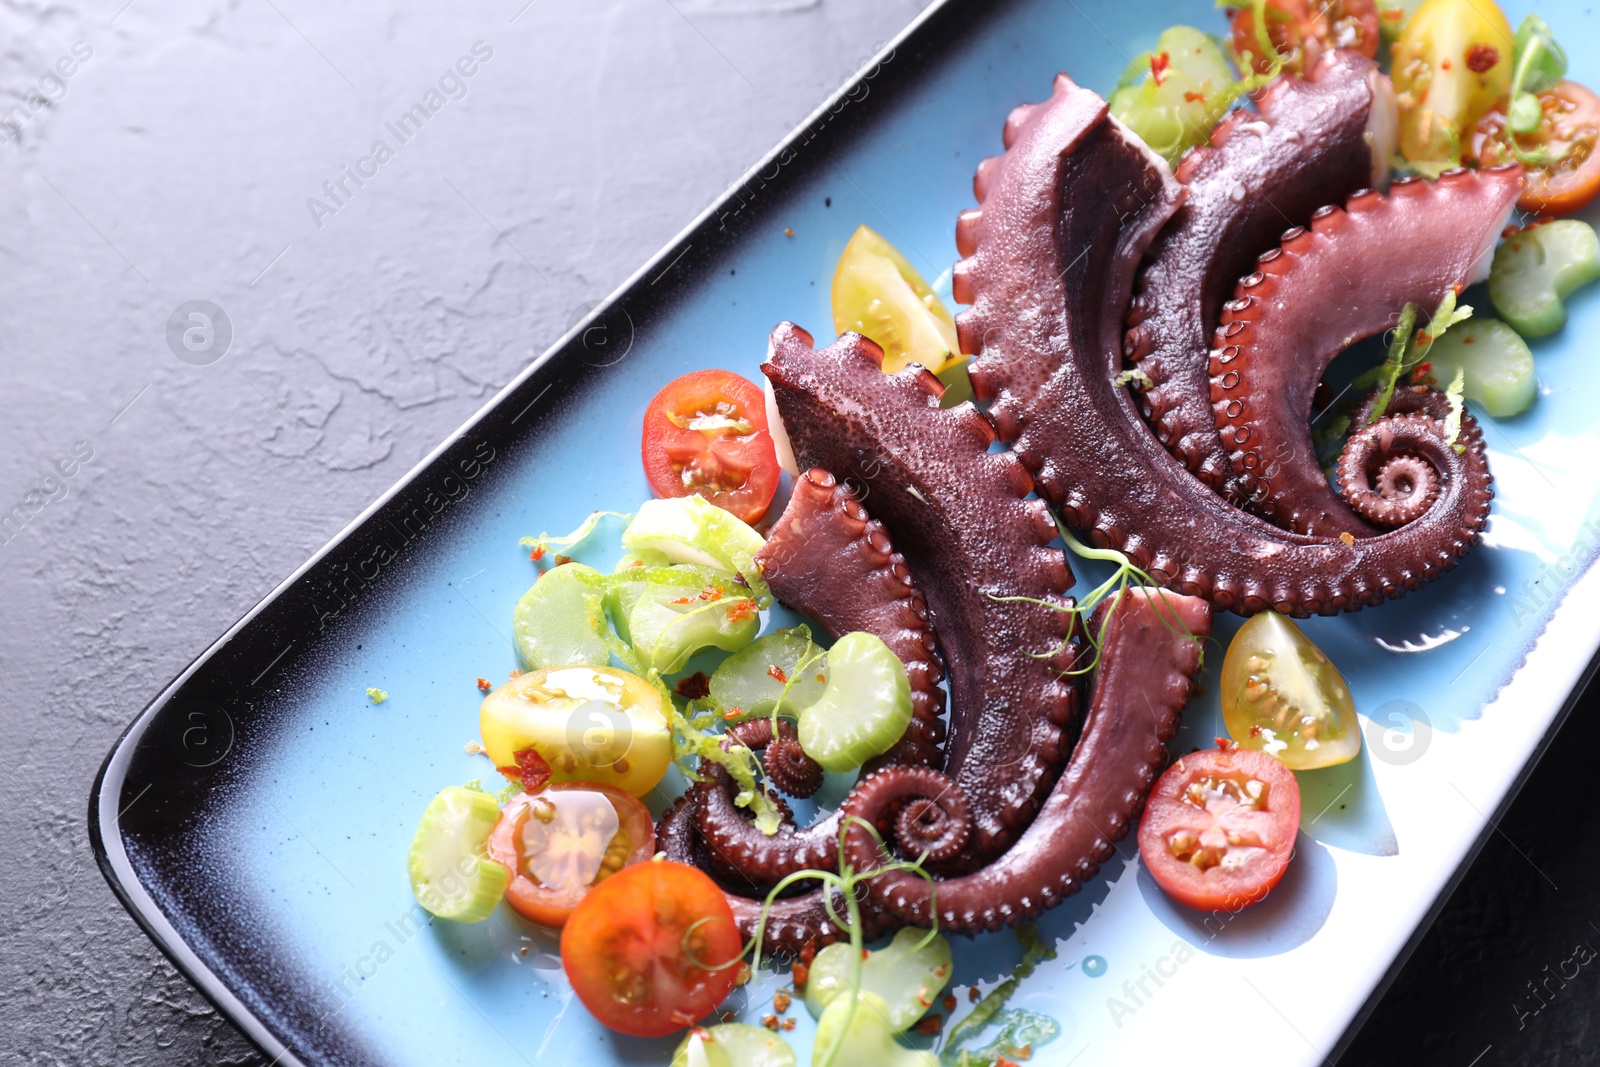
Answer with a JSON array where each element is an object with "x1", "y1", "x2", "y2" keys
[{"x1": 0, "y1": 1, "x2": 1591, "y2": 1064}]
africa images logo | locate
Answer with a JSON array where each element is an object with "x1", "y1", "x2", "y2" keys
[{"x1": 306, "y1": 41, "x2": 495, "y2": 230}]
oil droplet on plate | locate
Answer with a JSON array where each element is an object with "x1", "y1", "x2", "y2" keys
[{"x1": 1082, "y1": 955, "x2": 1107, "y2": 977}]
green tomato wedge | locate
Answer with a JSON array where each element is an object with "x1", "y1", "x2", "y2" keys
[
  {"x1": 832, "y1": 224, "x2": 960, "y2": 376},
  {"x1": 1489, "y1": 220, "x2": 1600, "y2": 338},
  {"x1": 1421, "y1": 318, "x2": 1537, "y2": 418},
  {"x1": 407, "y1": 786, "x2": 511, "y2": 923},
  {"x1": 621, "y1": 496, "x2": 770, "y2": 603},
  {"x1": 709, "y1": 627, "x2": 828, "y2": 722},
  {"x1": 1109, "y1": 26, "x2": 1239, "y2": 166},
  {"x1": 805, "y1": 928, "x2": 954, "y2": 1032},
  {"x1": 812, "y1": 993, "x2": 938, "y2": 1067},
  {"x1": 606, "y1": 564, "x2": 761, "y2": 674},
  {"x1": 671, "y1": 1024, "x2": 796, "y2": 1067},
  {"x1": 797, "y1": 632, "x2": 912, "y2": 773},
  {"x1": 513, "y1": 563, "x2": 610, "y2": 671}
]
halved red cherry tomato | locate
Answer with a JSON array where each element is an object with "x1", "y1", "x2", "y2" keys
[
  {"x1": 561, "y1": 860, "x2": 743, "y2": 1037},
  {"x1": 641, "y1": 369, "x2": 779, "y2": 525},
  {"x1": 1469, "y1": 82, "x2": 1600, "y2": 217},
  {"x1": 487, "y1": 783, "x2": 655, "y2": 928},
  {"x1": 1137, "y1": 746, "x2": 1301, "y2": 912},
  {"x1": 1230, "y1": 0, "x2": 1380, "y2": 75}
]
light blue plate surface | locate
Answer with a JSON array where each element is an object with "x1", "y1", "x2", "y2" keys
[{"x1": 96, "y1": 0, "x2": 1600, "y2": 1063}]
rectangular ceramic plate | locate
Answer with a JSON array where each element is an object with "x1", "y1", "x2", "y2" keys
[{"x1": 92, "y1": 0, "x2": 1600, "y2": 1063}]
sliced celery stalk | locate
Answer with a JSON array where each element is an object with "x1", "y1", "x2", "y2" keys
[
  {"x1": 621, "y1": 496, "x2": 770, "y2": 603},
  {"x1": 671, "y1": 1024, "x2": 796, "y2": 1067},
  {"x1": 1422, "y1": 318, "x2": 1537, "y2": 418},
  {"x1": 407, "y1": 787, "x2": 510, "y2": 923},
  {"x1": 796, "y1": 632, "x2": 912, "y2": 773},
  {"x1": 513, "y1": 563, "x2": 610, "y2": 671},
  {"x1": 805, "y1": 928, "x2": 954, "y2": 1032},
  {"x1": 812, "y1": 993, "x2": 937, "y2": 1067},
  {"x1": 1489, "y1": 220, "x2": 1600, "y2": 338},
  {"x1": 709, "y1": 627, "x2": 828, "y2": 721},
  {"x1": 606, "y1": 564, "x2": 760, "y2": 674}
]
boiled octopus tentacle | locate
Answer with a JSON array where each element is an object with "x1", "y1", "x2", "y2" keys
[
  {"x1": 727, "y1": 718, "x2": 824, "y2": 799},
  {"x1": 755, "y1": 467, "x2": 946, "y2": 769},
  {"x1": 658, "y1": 792, "x2": 883, "y2": 956},
  {"x1": 1337, "y1": 385, "x2": 1483, "y2": 528},
  {"x1": 693, "y1": 764, "x2": 842, "y2": 887},
  {"x1": 1210, "y1": 170, "x2": 1514, "y2": 536},
  {"x1": 1126, "y1": 49, "x2": 1393, "y2": 499},
  {"x1": 956, "y1": 71, "x2": 1519, "y2": 616},
  {"x1": 843, "y1": 587, "x2": 1210, "y2": 932},
  {"x1": 763, "y1": 324, "x2": 1079, "y2": 861}
]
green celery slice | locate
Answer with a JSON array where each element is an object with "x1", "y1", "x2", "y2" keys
[
  {"x1": 407, "y1": 787, "x2": 510, "y2": 923},
  {"x1": 797, "y1": 632, "x2": 912, "y2": 773},
  {"x1": 513, "y1": 563, "x2": 610, "y2": 671},
  {"x1": 1109, "y1": 26, "x2": 1241, "y2": 166},
  {"x1": 671, "y1": 1024, "x2": 796, "y2": 1067},
  {"x1": 1489, "y1": 220, "x2": 1600, "y2": 338},
  {"x1": 606, "y1": 564, "x2": 760, "y2": 674},
  {"x1": 621, "y1": 496, "x2": 771, "y2": 603},
  {"x1": 812, "y1": 993, "x2": 937, "y2": 1067},
  {"x1": 709, "y1": 627, "x2": 827, "y2": 721},
  {"x1": 805, "y1": 928, "x2": 954, "y2": 1032},
  {"x1": 1422, "y1": 318, "x2": 1537, "y2": 418}
]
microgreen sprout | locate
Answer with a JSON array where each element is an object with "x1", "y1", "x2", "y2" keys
[{"x1": 519, "y1": 509, "x2": 633, "y2": 561}]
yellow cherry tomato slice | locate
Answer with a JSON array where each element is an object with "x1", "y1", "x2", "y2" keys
[
  {"x1": 1220, "y1": 612, "x2": 1361, "y2": 770},
  {"x1": 480, "y1": 665, "x2": 672, "y2": 796},
  {"x1": 831, "y1": 224, "x2": 959, "y2": 375}
]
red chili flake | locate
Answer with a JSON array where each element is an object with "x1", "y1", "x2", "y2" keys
[
  {"x1": 1183, "y1": 91, "x2": 1206, "y2": 103},
  {"x1": 783, "y1": 227, "x2": 795, "y2": 237},
  {"x1": 724, "y1": 706, "x2": 745, "y2": 721},
  {"x1": 725, "y1": 600, "x2": 758, "y2": 624},
  {"x1": 772, "y1": 990, "x2": 792, "y2": 1013},
  {"x1": 799, "y1": 943, "x2": 817, "y2": 966},
  {"x1": 1381, "y1": 6, "x2": 1403, "y2": 18},
  {"x1": 996, "y1": 1059, "x2": 1020, "y2": 1067},
  {"x1": 968, "y1": 986, "x2": 981, "y2": 1002},
  {"x1": 498, "y1": 747, "x2": 552, "y2": 793},
  {"x1": 669, "y1": 596, "x2": 695, "y2": 605},
  {"x1": 510, "y1": 668, "x2": 523, "y2": 679},
  {"x1": 720, "y1": 1012, "x2": 735, "y2": 1023},
  {"x1": 675, "y1": 672, "x2": 711, "y2": 700},
  {"x1": 1215, "y1": 736, "x2": 1234, "y2": 750},
  {"x1": 701, "y1": 585, "x2": 725, "y2": 601},
  {"x1": 761, "y1": 1014, "x2": 780, "y2": 1031},
  {"x1": 529, "y1": 546, "x2": 546, "y2": 562},
  {"x1": 791, "y1": 961, "x2": 809, "y2": 987},
  {"x1": 1149, "y1": 51, "x2": 1171, "y2": 86},
  {"x1": 766, "y1": 664, "x2": 788, "y2": 684},
  {"x1": 476, "y1": 677, "x2": 493, "y2": 691},
  {"x1": 630, "y1": 559, "x2": 646, "y2": 568},
  {"x1": 916, "y1": 1015, "x2": 943, "y2": 1037},
  {"x1": 1466, "y1": 43, "x2": 1499, "y2": 73},
  {"x1": 553, "y1": 554, "x2": 572, "y2": 566},
  {"x1": 1339, "y1": 531, "x2": 1356, "y2": 547},
  {"x1": 1439, "y1": 57, "x2": 1452, "y2": 71},
  {"x1": 943, "y1": 993, "x2": 958, "y2": 1012},
  {"x1": 1011, "y1": 1047, "x2": 1035, "y2": 1062},
  {"x1": 1249, "y1": 723, "x2": 1263, "y2": 737},
  {"x1": 780, "y1": 1018, "x2": 796, "y2": 1031}
]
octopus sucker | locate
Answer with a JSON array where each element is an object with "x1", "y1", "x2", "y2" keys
[
  {"x1": 956, "y1": 66, "x2": 1513, "y2": 618},
  {"x1": 842, "y1": 587, "x2": 1210, "y2": 933},
  {"x1": 1211, "y1": 167, "x2": 1519, "y2": 536},
  {"x1": 1130, "y1": 49, "x2": 1394, "y2": 501},
  {"x1": 761, "y1": 323, "x2": 1078, "y2": 861}
]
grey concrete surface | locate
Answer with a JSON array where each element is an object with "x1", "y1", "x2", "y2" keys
[{"x1": 0, "y1": 0, "x2": 1591, "y2": 1064}]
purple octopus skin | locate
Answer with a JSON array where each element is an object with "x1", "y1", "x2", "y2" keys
[
  {"x1": 657, "y1": 791, "x2": 884, "y2": 956},
  {"x1": 756, "y1": 467, "x2": 946, "y2": 769},
  {"x1": 1210, "y1": 171, "x2": 1515, "y2": 536},
  {"x1": 956, "y1": 71, "x2": 1514, "y2": 617},
  {"x1": 1124, "y1": 49, "x2": 1394, "y2": 500},
  {"x1": 762, "y1": 323, "x2": 1079, "y2": 862},
  {"x1": 843, "y1": 587, "x2": 1211, "y2": 932}
]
